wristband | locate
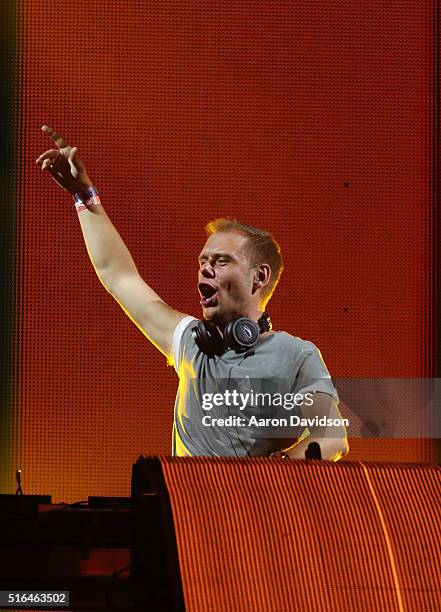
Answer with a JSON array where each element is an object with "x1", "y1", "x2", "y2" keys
[{"x1": 73, "y1": 185, "x2": 101, "y2": 213}]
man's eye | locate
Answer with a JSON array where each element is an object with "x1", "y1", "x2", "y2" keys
[{"x1": 217, "y1": 258, "x2": 229, "y2": 264}]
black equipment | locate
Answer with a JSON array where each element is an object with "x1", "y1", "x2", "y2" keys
[
  {"x1": 305, "y1": 442, "x2": 322, "y2": 460},
  {"x1": 192, "y1": 312, "x2": 272, "y2": 357}
]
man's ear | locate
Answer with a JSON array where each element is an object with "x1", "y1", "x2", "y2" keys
[{"x1": 253, "y1": 264, "x2": 271, "y2": 291}]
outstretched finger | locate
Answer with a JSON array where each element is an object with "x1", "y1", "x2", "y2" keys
[{"x1": 41, "y1": 125, "x2": 69, "y2": 149}]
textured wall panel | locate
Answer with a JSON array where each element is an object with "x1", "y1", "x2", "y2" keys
[{"x1": 159, "y1": 456, "x2": 441, "y2": 612}]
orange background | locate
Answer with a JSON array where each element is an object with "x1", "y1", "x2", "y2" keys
[{"x1": 6, "y1": 0, "x2": 436, "y2": 502}]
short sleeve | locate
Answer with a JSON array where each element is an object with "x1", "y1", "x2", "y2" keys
[
  {"x1": 293, "y1": 341, "x2": 339, "y2": 401},
  {"x1": 170, "y1": 316, "x2": 198, "y2": 373}
]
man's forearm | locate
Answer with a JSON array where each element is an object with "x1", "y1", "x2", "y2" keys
[
  {"x1": 77, "y1": 201, "x2": 139, "y2": 284},
  {"x1": 284, "y1": 393, "x2": 349, "y2": 461}
]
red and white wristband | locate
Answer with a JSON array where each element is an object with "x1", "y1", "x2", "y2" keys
[{"x1": 73, "y1": 186, "x2": 101, "y2": 213}]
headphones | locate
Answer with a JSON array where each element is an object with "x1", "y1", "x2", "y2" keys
[{"x1": 192, "y1": 312, "x2": 272, "y2": 357}]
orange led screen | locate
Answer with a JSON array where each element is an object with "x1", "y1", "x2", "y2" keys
[{"x1": 1, "y1": 0, "x2": 438, "y2": 503}]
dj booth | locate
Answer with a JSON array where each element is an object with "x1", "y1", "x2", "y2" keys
[{"x1": 1, "y1": 456, "x2": 440, "y2": 611}]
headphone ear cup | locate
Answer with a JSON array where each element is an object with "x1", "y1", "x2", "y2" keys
[
  {"x1": 224, "y1": 318, "x2": 260, "y2": 353},
  {"x1": 223, "y1": 320, "x2": 235, "y2": 350},
  {"x1": 192, "y1": 321, "x2": 225, "y2": 357}
]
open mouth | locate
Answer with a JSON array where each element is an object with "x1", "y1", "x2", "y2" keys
[{"x1": 198, "y1": 282, "x2": 218, "y2": 307}]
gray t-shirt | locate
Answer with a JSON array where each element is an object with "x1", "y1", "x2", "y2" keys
[{"x1": 170, "y1": 316, "x2": 339, "y2": 457}]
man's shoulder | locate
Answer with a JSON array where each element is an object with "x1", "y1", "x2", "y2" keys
[
  {"x1": 170, "y1": 315, "x2": 198, "y2": 371},
  {"x1": 272, "y1": 329, "x2": 317, "y2": 351}
]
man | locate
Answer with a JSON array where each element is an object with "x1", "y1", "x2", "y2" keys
[{"x1": 36, "y1": 125, "x2": 348, "y2": 460}]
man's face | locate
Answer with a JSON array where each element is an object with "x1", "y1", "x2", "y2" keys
[{"x1": 197, "y1": 232, "x2": 257, "y2": 324}]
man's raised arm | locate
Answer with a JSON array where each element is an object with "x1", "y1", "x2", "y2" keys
[{"x1": 36, "y1": 125, "x2": 189, "y2": 360}]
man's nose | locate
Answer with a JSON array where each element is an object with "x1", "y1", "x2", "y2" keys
[{"x1": 200, "y1": 261, "x2": 215, "y2": 277}]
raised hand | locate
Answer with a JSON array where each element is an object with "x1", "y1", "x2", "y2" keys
[{"x1": 36, "y1": 126, "x2": 92, "y2": 194}]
